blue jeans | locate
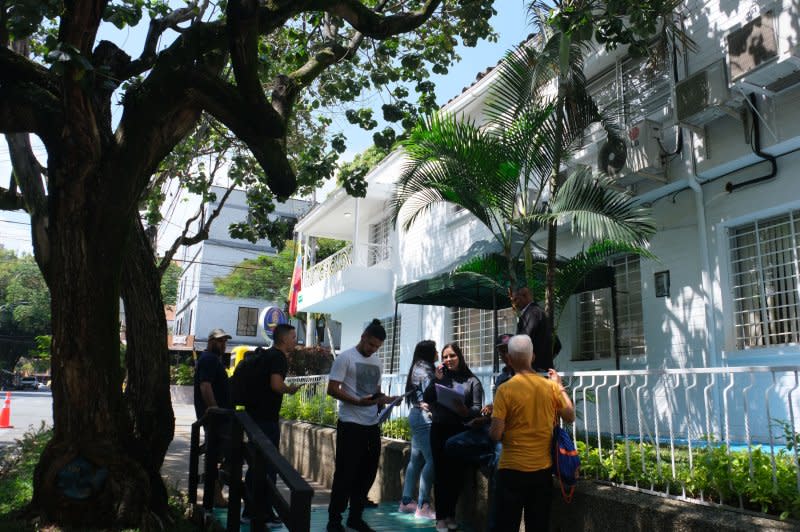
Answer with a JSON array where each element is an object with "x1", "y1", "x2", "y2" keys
[{"x1": 402, "y1": 407, "x2": 434, "y2": 506}]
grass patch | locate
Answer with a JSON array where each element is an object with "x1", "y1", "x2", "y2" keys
[{"x1": 0, "y1": 424, "x2": 196, "y2": 531}]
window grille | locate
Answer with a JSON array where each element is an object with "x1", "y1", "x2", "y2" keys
[
  {"x1": 729, "y1": 211, "x2": 800, "y2": 349},
  {"x1": 575, "y1": 255, "x2": 645, "y2": 360},
  {"x1": 450, "y1": 307, "x2": 516, "y2": 370},
  {"x1": 585, "y1": 52, "x2": 671, "y2": 134},
  {"x1": 368, "y1": 217, "x2": 391, "y2": 266},
  {"x1": 236, "y1": 307, "x2": 259, "y2": 336},
  {"x1": 374, "y1": 315, "x2": 402, "y2": 374}
]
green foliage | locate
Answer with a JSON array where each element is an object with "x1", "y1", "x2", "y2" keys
[
  {"x1": 160, "y1": 261, "x2": 182, "y2": 306},
  {"x1": 28, "y1": 335, "x2": 51, "y2": 360},
  {"x1": 382, "y1": 417, "x2": 412, "y2": 441},
  {"x1": 337, "y1": 145, "x2": 391, "y2": 198},
  {"x1": 213, "y1": 241, "x2": 298, "y2": 301},
  {"x1": 0, "y1": 250, "x2": 50, "y2": 337},
  {"x1": 0, "y1": 423, "x2": 51, "y2": 517},
  {"x1": 286, "y1": 346, "x2": 334, "y2": 376},
  {"x1": 170, "y1": 364, "x2": 194, "y2": 386},
  {"x1": 578, "y1": 436, "x2": 800, "y2": 519},
  {"x1": 315, "y1": 238, "x2": 348, "y2": 262}
]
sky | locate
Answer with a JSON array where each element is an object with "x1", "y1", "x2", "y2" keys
[{"x1": 0, "y1": 2, "x2": 533, "y2": 255}]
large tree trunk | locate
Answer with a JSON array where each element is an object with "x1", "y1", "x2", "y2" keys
[
  {"x1": 31, "y1": 167, "x2": 152, "y2": 527},
  {"x1": 120, "y1": 218, "x2": 175, "y2": 520}
]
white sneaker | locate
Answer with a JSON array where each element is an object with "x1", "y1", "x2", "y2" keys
[
  {"x1": 415, "y1": 503, "x2": 435, "y2": 520},
  {"x1": 436, "y1": 519, "x2": 449, "y2": 532}
]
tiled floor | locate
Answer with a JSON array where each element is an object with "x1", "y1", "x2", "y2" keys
[{"x1": 212, "y1": 503, "x2": 476, "y2": 531}]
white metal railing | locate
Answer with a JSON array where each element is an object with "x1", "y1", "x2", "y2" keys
[
  {"x1": 286, "y1": 366, "x2": 800, "y2": 517},
  {"x1": 302, "y1": 242, "x2": 391, "y2": 288},
  {"x1": 303, "y1": 245, "x2": 352, "y2": 287}
]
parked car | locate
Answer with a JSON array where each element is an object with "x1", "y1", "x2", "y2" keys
[
  {"x1": 20, "y1": 377, "x2": 38, "y2": 390},
  {"x1": 35, "y1": 382, "x2": 49, "y2": 391}
]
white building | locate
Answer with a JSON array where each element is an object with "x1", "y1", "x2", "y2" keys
[
  {"x1": 169, "y1": 185, "x2": 310, "y2": 351},
  {"x1": 296, "y1": 0, "x2": 800, "y2": 442}
]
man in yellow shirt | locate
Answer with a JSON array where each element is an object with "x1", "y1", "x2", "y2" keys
[{"x1": 489, "y1": 335, "x2": 575, "y2": 531}]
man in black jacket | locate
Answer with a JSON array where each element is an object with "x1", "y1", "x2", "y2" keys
[{"x1": 512, "y1": 287, "x2": 555, "y2": 371}]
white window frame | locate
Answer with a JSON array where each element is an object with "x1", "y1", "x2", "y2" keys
[
  {"x1": 449, "y1": 306, "x2": 516, "y2": 370},
  {"x1": 726, "y1": 209, "x2": 800, "y2": 350},
  {"x1": 368, "y1": 216, "x2": 392, "y2": 266},
  {"x1": 374, "y1": 315, "x2": 402, "y2": 375},
  {"x1": 574, "y1": 255, "x2": 645, "y2": 361}
]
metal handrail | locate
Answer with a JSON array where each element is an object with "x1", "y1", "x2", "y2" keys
[{"x1": 188, "y1": 407, "x2": 314, "y2": 532}]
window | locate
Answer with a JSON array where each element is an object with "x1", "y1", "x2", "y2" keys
[
  {"x1": 374, "y1": 315, "x2": 401, "y2": 374},
  {"x1": 575, "y1": 255, "x2": 645, "y2": 360},
  {"x1": 450, "y1": 307, "x2": 516, "y2": 369},
  {"x1": 368, "y1": 217, "x2": 392, "y2": 266},
  {"x1": 236, "y1": 307, "x2": 259, "y2": 336},
  {"x1": 729, "y1": 211, "x2": 800, "y2": 349},
  {"x1": 584, "y1": 52, "x2": 671, "y2": 140}
]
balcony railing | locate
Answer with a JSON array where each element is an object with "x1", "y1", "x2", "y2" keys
[
  {"x1": 286, "y1": 366, "x2": 800, "y2": 519},
  {"x1": 302, "y1": 242, "x2": 390, "y2": 288}
]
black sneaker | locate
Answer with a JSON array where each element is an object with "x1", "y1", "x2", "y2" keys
[
  {"x1": 363, "y1": 497, "x2": 378, "y2": 508},
  {"x1": 346, "y1": 518, "x2": 376, "y2": 532},
  {"x1": 326, "y1": 521, "x2": 346, "y2": 532},
  {"x1": 266, "y1": 515, "x2": 283, "y2": 529}
]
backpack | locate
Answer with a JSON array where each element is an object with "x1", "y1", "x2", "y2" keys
[
  {"x1": 230, "y1": 348, "x2": 270, "y2": 409},
  {"x1": 552, "y1": 423, "x2": 580, "y2": 503}
]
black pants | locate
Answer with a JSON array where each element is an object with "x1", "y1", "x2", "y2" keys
[
  {"x1": 244, "y1": 419, "x2": 280, "y2": 519},
  {"x1": 430, "y1": 422, "x2": 468, "y2": 520},
  {"x1": 328, "y1": 421, "x2": 381, "y2": 523},
  {"x1": 490, "y1": 468, "x2": 553, "y2": 531}
]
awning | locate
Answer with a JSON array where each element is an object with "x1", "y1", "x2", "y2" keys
[{"x1": 395, "y1": 271, "x2": 511, "y2": 310}]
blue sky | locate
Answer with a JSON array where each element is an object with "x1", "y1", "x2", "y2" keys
[{"x1": 0, "y1": 2, "x2": 532, "y2": 254}]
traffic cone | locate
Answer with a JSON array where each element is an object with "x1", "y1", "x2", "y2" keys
[{"x1": 0, "y1": 392, "x2": 13, "y2": 429}]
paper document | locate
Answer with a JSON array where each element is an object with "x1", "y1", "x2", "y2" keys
[
  {"x1": 435, "y1": 383, "x2": 465, "y2": 412},
  {"x1": 376, "y1": 395, "x2": 405, "y2": 425}
]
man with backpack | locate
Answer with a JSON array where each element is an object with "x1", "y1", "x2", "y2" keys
[
  {"x1": 488, "y1": 335, "x2": 574, "y2": 532},
  {"x1": 233, "y1": 323, "x2": 301, "y2": 526}
]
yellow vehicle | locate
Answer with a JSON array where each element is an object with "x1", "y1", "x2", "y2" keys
[{"x1": 226, "y1": 345, "x2": 258, "y2": 376}]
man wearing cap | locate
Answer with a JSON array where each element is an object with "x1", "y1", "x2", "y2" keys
[{"x1": 194, "y1": 328, "x2": 233, "y2": 508}]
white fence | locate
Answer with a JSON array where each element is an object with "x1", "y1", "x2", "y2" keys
[{"x1": 286, "y1": 366, "x2": 800, "y2": 514}]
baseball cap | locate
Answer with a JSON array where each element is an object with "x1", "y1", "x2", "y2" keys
[
  {"x1": 208, "y1": 328, "x2": 232, "y2": 341},
  {"x1": 495, "y1": 334, "x2": 512, "y2": 347}
]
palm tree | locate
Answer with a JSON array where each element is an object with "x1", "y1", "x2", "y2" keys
[{"x1": 391, "y1": 42, "x2": 655, "y2": 339}]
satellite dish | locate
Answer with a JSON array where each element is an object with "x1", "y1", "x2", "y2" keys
[{"x1": 598, "y1": 138, "x2": 627, "y2": 176}]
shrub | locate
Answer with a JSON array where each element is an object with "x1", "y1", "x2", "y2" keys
[{"x1": 287, "y1": 346, "x2": 334, "y2": 376}]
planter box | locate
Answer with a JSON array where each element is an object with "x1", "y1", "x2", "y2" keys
[{"x1": 278, "y1": 420, "x2": 798, "y2": 531}]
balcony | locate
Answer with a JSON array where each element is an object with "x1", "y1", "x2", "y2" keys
[{"x1": 297, "y1": 242, "x2": 393, "y2": 313}]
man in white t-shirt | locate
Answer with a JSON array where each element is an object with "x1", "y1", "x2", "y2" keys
[{"x1": 326, "y1": 319, "x2": 397, "y2": 532}]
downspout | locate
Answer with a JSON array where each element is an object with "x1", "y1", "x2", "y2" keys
[
  {"x1": 725, "y1": 94, "x2": 778, "y2": 193},
  {"x1": 687, "y1": 174, "x2": 718, "y2": 368}
]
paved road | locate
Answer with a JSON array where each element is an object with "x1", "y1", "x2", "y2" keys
[{"x1": 0, "y1": 390, "x2": 53, "y2": 455}]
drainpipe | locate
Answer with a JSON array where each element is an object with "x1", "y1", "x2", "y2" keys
[
  {"x1": 687, "y1": 175, "x2": 718, "y2": 368},
  {"x1": 725, "y1": 94, "x2": 778, "y2": 193}
]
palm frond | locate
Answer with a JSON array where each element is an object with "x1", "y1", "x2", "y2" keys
[{"x1": 538, "y1": 167, "x2": 656, "y2": 245}]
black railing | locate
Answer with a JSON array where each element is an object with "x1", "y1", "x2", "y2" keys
[{"x1": 189, "y1": 407, "x2": 314, "y2": 532}]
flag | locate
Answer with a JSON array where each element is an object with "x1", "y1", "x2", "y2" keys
[{"x1": 288, "y1": 242, "x2": 302, "y2": 317}]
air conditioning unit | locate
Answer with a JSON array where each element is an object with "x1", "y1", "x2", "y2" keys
[
  {"x1": 675, "y1": 60, "x2": 739, "y2": 129},
  {"x1": 727, "y1": 11, "x2": 800, "y2": 95},
  {"x1": 597, "y1": 119, "x2": 665, "y2": 182}
]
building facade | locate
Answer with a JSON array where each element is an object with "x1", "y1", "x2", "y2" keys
[
  {"x1": 169, "y1": 185, "x2": 310, "y2": 351},
  {"x1": 295, "y1": 0, "x2": 800, "y2": 441}
]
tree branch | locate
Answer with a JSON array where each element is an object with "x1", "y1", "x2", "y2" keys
[
  {"x1": 0, "y1": 83, "x2": 62, "y2": 141},
  {"x1": 0, "y1": 47, "x2": 60, "y2": 95},
  {"x1": 316, "y1": 0, "x2": 442, "y2": 39},
  {"x1": 6, "y1": 133, "x2": 50, "y2": 275},
  {"x1": 157, "y1": 184, "x2": 236, "y2": 275},
  {"x1": 0, "y1": 186, "x2": 25, "y2": 211}
]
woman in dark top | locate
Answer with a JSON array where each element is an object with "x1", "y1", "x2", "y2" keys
[
  {"x1": 423, "y1": 342, "x2": 484, "y2": 531},
  {"x1": 398, "y1": 340, "x2": 438, "y2": 519}
]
